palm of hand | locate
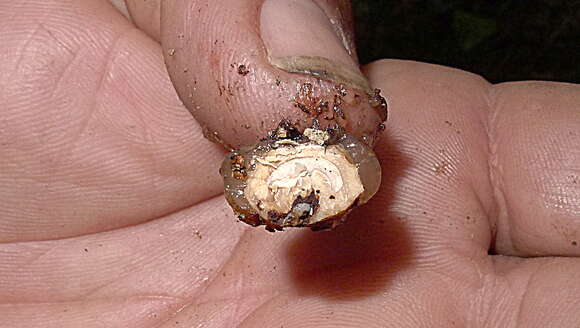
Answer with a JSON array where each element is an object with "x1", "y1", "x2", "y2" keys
[{"x1": 1, "y1": 2, "x2": 579, "y2": 327}]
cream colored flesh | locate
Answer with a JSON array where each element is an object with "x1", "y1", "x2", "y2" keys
[{"x1": 244, "y1": 143, "x2": 363, "y2": 224}]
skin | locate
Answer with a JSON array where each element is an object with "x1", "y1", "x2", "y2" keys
[{"x1": 0, "y1": 0, "x2": 579, "y2": 327}]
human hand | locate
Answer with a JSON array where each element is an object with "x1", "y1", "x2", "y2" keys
[{"x1": 1, "y1": 1, "x2": 579, "y2": 327}]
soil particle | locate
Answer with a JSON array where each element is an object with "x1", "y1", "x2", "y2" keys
[
  {"x1": 432, "y1": 161, "x2": 450, "y2": 175},
  {"x1": 237, "y1": 64, "x2": 250, "y2": 76},
  {"x1": 194, "y1": 230, "x2": 203, "y2": 239},
  {"x1": 368, "y1": 88, "x2": 388, "y2": 120}
]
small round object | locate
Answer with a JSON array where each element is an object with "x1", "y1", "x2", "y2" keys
[{"x1": 221, "y1": 121, "x2": 381, "y2": 232}]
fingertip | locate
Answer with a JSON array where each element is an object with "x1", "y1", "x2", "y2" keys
[{"x1": 160, "y1": 0, "x2": 385, "y2": 149}]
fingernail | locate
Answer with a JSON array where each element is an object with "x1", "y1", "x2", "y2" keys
[
  {"x1": 260, "y1": 0, "x2": 370, "y2": 91},
  {"x1": 109, "y1": 0, "x2": 130, "y2": 19}
]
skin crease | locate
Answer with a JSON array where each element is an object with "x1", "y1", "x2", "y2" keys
[{"x1": 0, "y1": 0, "x2": 579, "y2": 327}]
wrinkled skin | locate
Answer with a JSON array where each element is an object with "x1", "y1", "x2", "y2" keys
[{"x1": 1, "y1": 1, "x2": 579, "y2": 327}]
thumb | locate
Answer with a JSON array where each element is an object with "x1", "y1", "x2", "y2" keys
[{"x1": 160, "y1": 0, "x2": 387, "y2": 149}]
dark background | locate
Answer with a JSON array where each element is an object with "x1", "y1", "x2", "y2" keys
[{"x1": 353, "y1": 0, "x2": 580, "y2": 83}]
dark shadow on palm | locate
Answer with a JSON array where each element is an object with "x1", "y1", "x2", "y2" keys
[{"x1": 286, "y1": 133, "x2": 414, "y2": 300}]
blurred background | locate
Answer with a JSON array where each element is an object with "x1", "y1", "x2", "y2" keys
[{"x1": 353, "y1": 0, "x2": 580, "y2": 83}]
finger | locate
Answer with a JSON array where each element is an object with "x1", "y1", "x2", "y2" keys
[
  {"x1": 365, "y1": 61, "x2": 580, "y2": 258},
  {"x1": 0, "y1": 0, "x2": 224, "y2": 243},
  {"x1": 124, "y1": 0, "x2": 161, "y2": 42},
  {"x1": 364, "y1": 60, "x2": 496, "y2": 260},
  {"x1": 160, "y1": 0, "x2": 386, "y2": 149},
  {"x1": 490, "y1": 82, "x2": 580, "y2": 256}
]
